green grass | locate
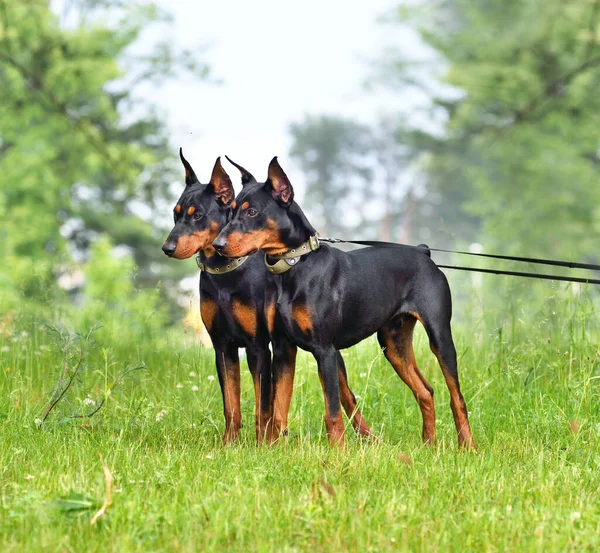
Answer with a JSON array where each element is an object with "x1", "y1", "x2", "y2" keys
[{"x1": 1, "y1": 299, "x2": 599, "y2": 553}]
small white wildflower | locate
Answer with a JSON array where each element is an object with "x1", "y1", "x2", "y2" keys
[
  {"x1": 1, "y1": 346, "x2": 8, "y2": 352},
  {"x1": 207, "y1": 375, "x2": 215, "y2": 382},
  {"x1": 83, "y1": 395, "x2": 96, "y2": 406},
  {"x1": 24, "y1": 474, "x2": 35, "y2": 480},
  {"x1": 176, "y1": 383, "x2": 184, "y2": 389},
  {"x1": 189, "y1": 371, "x2": 197, "y2": 377},
  {"x1": 191, "y1": 385, "x2": 199, "y2": 392},
  {"x1": 206, "y1": 453, "x2": 214, "y2": 459},
  {"x1": 155, "y1": 409, "x2": 167, "y2": 422},
  {"x1": 355, "y1": 395, "x2": 362, "y2": 400},
  {"x1": 570, "y1": 512, "x2": 581, "y2": 522},
  {"x1": 359, "y1": 372, "x2": 367, "y2": 378},
  {"x1": 21, "y1": 331, "x2": 29, "y2": 338},
  {"x1": 34, "y1": 418, "x2": 42, "y2": 427}
]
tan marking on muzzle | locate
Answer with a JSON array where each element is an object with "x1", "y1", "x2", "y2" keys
[
  {"x1": 220, "y1": 219, "x2": 287, "y2": 257},
  {"x1": 172, "y1": 222, "x2": 219, "y2": 259}
]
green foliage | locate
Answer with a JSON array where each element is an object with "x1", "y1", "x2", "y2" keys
[
  {"x1": 79, "y1": 237, "x2": 169, "y2": 344},
  {"x1": 380, "y1": 0, "x2": 600, "y2": 258},
  {"x1": 0, "y1": 0, "x2": 210, "y2": 307}
]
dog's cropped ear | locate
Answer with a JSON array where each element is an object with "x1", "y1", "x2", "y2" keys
[
  {"x1": 267, "y1": 157, "x2": 294, "y2": 206},
  {"x1": 179, "y1": 148, "x2": 199, "y2": 186},
  {"x1": 209, "y1": 157, "x2": 234, "y2": 205},
  {"x1": 225, "y1": 156, "x2": 257, "y2": 186}
]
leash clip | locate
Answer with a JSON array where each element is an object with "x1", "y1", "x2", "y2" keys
[{"x1": 309, "y1": 234, "x2": 320, "y2": 251}]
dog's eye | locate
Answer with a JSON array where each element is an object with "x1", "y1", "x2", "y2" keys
[
  {"x1": 193, "y1": 212, "x2": 202, "y2": 220},
  {"x1": 247, "y1": 208, "x2": 258, "y2": 217}
]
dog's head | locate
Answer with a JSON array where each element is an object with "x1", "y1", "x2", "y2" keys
[
  {"x1": 212, "y1": 157, "x2": 301, "y2": 258},
  {"x1": 162, "y1": 149, "x2": 234, "y2": 259}
]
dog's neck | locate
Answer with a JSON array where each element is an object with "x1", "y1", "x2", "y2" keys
[
  {"x1": 278, "y1": 202, "x2": 318, "y2": 250},
  {"x1": 198, "y1": 247, "x2": 239, "y2": 269}
]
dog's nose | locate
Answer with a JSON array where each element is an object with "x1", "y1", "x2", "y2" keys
[
  {"x1": 212, "y1": 235, "x2": 227, "y2": 253},
  {"x1": 162, "y1": 241, "x2": 177, "y2": 257}
]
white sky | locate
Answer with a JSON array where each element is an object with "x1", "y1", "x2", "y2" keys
[{"x1": 152, "y1": 0, "x2": 423, "y2": 199}]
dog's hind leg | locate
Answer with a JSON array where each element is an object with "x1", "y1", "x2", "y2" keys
[
  {"x1": 410, "y1": 282, "x2": 476, "y2": 450},
  {"x1": 378, "y1": 316, "x2": 436, "y2": 444},
  {"x1": 422, "y1": 315, "x2": 476, "y2": 449},
  {"x1": 336, "y1": 351, "x2": 376, "y2": 438}
]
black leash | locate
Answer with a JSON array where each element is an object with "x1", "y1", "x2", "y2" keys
[{"x1": 319, "y1": 237, "x2": 600, "y2": 286}]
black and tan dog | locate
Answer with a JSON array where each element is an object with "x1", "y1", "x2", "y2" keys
[
  {"x1": 162, "y1": 150, "x2": 373, "y2": 443},
  {"x1": 213, "y1": 157, "x2": 476, "y2": 449}
]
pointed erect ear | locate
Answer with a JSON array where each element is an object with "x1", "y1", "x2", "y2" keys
[
  {"x1": 267, "y1": 156, "x2": 294, "y2": 205},
  {"x1": 209, "y1": 157, "x2": 234, "y2": 205},
  {"x1": 225, "y1": 155, "x2": 257, "y2": 186},
  {"x1": 180, "y1": 147, "x2": 199, "y2": 186}
]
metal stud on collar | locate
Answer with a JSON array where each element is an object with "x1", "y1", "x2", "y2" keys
[{"x1": 196, "y1": 255, "x2": 249, "y2": 275}]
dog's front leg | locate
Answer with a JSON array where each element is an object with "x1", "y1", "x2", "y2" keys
[
  {"x1": 315, "y1": 347, "x2": 345, "y2": 446},
  {"x1": 214, "y1": 345, "x2": 242, "y2": 444},
  {"x1": 246, "y1": 344, "x2": 273, "y2": 444},
  {"x1": 271, "y1": 337, "x2": 298, "y2": 442}
]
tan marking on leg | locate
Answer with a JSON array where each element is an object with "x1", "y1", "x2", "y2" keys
[
  {"x1": 431, "y1": 347, "x2": 476, "y2": 450},
  {"x1": 251, "y1": 370, "x2": 261, "y2": 442},
  {"x1": 292, "y1": 303, "x2": 312, "y2": 334},
  {"x1": 200, "y1": 299, "x2": 218, "y2": 332},
  {"x1": 318, "y1": 373, "x2": 345, "y2": 447},
  {"x1": 232, "y1": 300, "x2": 257, "y2": 338},
  {"x1": 272, "y1": 347, "x2": 297, "y2": 441},
  {"x1": 382, "y1": 322, "x2": 436, "y2": 444},
  {"x1": 265, "y1": 302, "x2": 276, "y2": 334},
  {"x1": 222, "y1": 359, "x2": 241, "y2": 444},
  {"x1": 338, "y1": 367, "x2": 375, "y2": 439}
]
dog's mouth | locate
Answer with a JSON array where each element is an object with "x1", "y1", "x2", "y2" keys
[{"x1": 170, "y1": 232, "x2": 217, "y2": 259}]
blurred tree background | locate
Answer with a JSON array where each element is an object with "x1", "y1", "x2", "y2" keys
[
  {"x1": 1, "y1": 0, "x2": 598, "y2": 336},
  {"x1": 0, "y1": 0, "x2": 209, "y2": 324},
  {"x1": 290, "y1": 0, "x2": 600, "y2": 261}
]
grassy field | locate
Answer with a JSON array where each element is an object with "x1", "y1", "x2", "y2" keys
[{"x1": 1, "y1": 292, "x2": 599, "y2": 552}]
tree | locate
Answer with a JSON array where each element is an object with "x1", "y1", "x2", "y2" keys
[
  {"x1": 288, "y1": 115, "x2": 373, "y2": 237},
  {"x1": 376, "y1": 0, "x2": 600, "y2": 259},
  {"x1": 0, "y1": 0, "x2": 211, "y2": 304}
]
